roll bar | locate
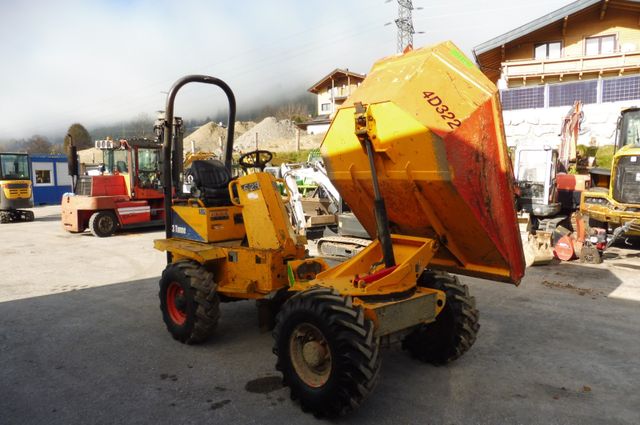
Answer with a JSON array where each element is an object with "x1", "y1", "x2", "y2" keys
[{"x1": 162, "y1": 75, "x2": 237, "y2": 242}]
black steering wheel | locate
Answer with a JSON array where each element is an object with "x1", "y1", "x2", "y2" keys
[{"x1": 238, "y1": 149, "x2": 273, "y2": 171}]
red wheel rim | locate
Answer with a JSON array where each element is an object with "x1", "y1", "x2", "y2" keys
[{"x1": 166, "y1": 282, "x2": 187, "y2": 325}]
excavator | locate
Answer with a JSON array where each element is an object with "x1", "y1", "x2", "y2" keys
[
  {"x1": 281, "y1": 159, "x2": 371, "y2": 258},
  {"x1": 153, "y1": 41, "x2": 525, "y2": 417},
  {"x1": 580, "y1": 106, "x2": 640, "y2": 260},
  {"x1": 0, "y1": 152, "x2": 34, "y2": 223}
]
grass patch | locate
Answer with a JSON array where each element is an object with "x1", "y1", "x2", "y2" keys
[
  {"x1": 594, "y1": 146, "x2": 615, "y2": 168},
  {"x1": 270, "y1": 150, "x2": 314, "y2": 166}
]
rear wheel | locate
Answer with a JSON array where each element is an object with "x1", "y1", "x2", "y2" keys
[
  {"x1": 0, "y1": 211, "x2": 10, "y2": 223},
  {"x1": 89, "y1": 211, "x2": 118, "y2": 237},
  {"x1": 159, "y1": 260, "x2": 220, "y2": 344},
  {"x1": 273, "y1": 287, "x2": 380, "y2": 418},
  {"x1": 403, "y1": 271, "x2": 479, "y2": 364}
]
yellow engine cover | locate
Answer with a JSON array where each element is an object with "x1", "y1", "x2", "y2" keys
[{"x1": 171, "y1": 204, "x2": 246, "y2": 243}]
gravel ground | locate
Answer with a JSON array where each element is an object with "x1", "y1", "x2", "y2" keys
[{"x1": 1, "y1": 205, "x2": 639, "y2": 424}]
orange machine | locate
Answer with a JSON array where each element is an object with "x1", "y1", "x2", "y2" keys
[{"x1": 61, "y1": 138, "x2": 164, "y2": 237}]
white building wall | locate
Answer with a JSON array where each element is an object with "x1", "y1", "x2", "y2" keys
[
  {"x1": 503, "y1": 99, "x2": 639, "y2": 148},
  {"x1": 55, "y1": 162, "x2": 73, "y2": 186},
  {"x1": 307, "y1": 123, "x2": 330, "y2": 135},
  {"x1": 316, "y1": 91, "x2": 334, "y2": 116}
]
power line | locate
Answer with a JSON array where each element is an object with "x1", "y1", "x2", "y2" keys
[{"x1": 386, "y1": 0, "x2": 423, "y2": 53}]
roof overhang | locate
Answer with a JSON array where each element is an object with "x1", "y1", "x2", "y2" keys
[
  {"x1": 472, "y1": 0, "x2": 640, "y2": 82},
  {"x1": 473, "y1": 0, "x2": 603, "y2": 57},
  {"x1": 296, "y1": 115, "x2": 332, "y2": 129},
  {"x1": 308, "y1": 69, "x2": 366, "y2": 94}
]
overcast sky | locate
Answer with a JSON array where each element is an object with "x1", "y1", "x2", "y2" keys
[{"x1": 0, "y1": 0, "x2": 564, "y2": 140}]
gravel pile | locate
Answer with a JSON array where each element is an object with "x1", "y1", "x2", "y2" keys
[
  {"x1": 235, "y1": 117, "x2": 301, "y2": 152},
  {"x1": 183, "y1": 117, "x2": 325, "y2": 155},
  {"x1": 182, "y1": 121, "x2": 255, "y2": 156}
]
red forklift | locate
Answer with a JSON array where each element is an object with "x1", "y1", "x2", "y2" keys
[{"x1": 61, "y1": 124, "x2": 177, "y2": 237}]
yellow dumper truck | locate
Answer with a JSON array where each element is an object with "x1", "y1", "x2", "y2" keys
[{"x1": 153, "y1": 41, "x2": 525, "y2": 417}]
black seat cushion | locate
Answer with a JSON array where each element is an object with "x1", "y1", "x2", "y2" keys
[
  {"x1": 189, "y1": 160, "x2": 230, "y2": 188},
  {"x1": 187, "y1": 160, "x2": 232, "y2": 207}
]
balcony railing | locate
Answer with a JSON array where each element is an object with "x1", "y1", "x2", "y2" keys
[
  {"x1": 503, "y1": 51, "x2": 640, "y2": 81},
  {"x1": 329, "y1": 86, "x2": 353, "y2": 99}
]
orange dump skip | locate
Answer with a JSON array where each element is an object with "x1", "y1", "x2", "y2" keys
[{"x1": 321, "y1": 41, "x2": 525, "y2": 284}]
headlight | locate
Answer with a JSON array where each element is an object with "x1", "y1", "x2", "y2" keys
[{"x1": 584, "y1": 197, "x2": 609, "y2": 206}]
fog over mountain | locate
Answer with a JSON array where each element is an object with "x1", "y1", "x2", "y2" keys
[{"x1": 0, "y1": 0, "x2": 560, "y2": 142}]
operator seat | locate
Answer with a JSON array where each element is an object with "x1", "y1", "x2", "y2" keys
[{"x1": 187, "y1": 160, "x2": 232, "y2": 207}]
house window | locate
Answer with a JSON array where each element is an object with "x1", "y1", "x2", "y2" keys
[
  {"x1": 585, "y1": 35, "x2": 616, "y2": 55},
  {"x1": 32, "y1": 162, "x2": 54, "y2": 186},
  {"x1": 321, "y1": 103, "x2": 331, "y2": 112},
  {"x1": 35, "y1": 169, "x2": 51, "y2": 185},
  {"x1": 534, "y1": 41, "x2": 561, "y2": 60}
]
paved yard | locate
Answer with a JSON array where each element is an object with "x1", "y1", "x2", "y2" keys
[{"x1": 1, "y1": 206, "x2": 639, "y2": 424}]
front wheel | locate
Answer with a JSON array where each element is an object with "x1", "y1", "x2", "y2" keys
[
  {"x1": 88, "y1": 210, "x2": 118, "y2": 237},
  {"x1": 273, "y1": 287, "x2": 380, "y2": 418},
  {"x1": 402, "y1": 271, "x2": 479, "y2": 364},
  {"x1": 159, "y1": 261, "x2": 220, "y2": 344}
]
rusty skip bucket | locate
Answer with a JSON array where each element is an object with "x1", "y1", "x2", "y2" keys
[{"x1": 321, "y1": 41, "x2": 525, "y2": 284}]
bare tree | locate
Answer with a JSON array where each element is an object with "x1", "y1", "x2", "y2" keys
[
  {"x1": 130, "y1": 113, "x2": 154, "y2": 138},
  {"x1": 275, "y1": 102, "x2": 311, "y2": 123},
  {"x1": 50, "y1": 144, "x2": 66, "y2": 154},
  {"x1": 25, "y1": 135, "x2": 53, "y2": 154}
]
